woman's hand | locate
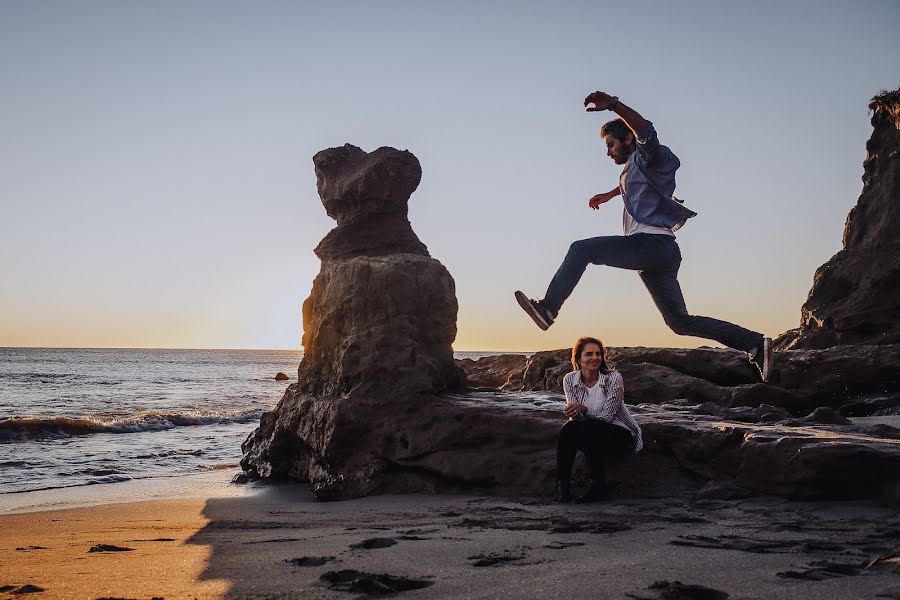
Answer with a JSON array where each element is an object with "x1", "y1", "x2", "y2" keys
[{"x1": 564, "y1": 403, "x2": 586, "y2": 419}]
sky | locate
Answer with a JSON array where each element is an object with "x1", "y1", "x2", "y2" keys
[{"x1": 1, "y1": 1, "x2": 898, "y2": 352}]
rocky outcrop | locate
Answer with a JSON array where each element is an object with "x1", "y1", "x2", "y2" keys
[
  {"x1": 449, "y1": 345, "x2": 900, "y2": 501},
  {"x1": 461, "y1": 344, "x2": 900, "y2": 416},
  {"x1": 241, "y1": 145, "x2": 463, "y2": 498},
  {"x1": 457, "y1": 354, "x2": 528, "y2": 389},
  {"x1": 243, "y1": 99, "x2": 900, "y2": 503},
  {"x1": 778, "y1": 89, "x2": 900, "y2": 349}
]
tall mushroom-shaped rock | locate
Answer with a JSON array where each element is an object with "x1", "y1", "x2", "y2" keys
[{"x1": 240, "y1": 145, "x2": 463, "y2": 498}]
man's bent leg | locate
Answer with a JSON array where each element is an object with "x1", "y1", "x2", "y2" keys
[
  {"x1": 640, "y1": 269, "x2": 764, "y2": 353},
  {"x1": 543, "y1": 234, "x2": 669, "y2": 316}
]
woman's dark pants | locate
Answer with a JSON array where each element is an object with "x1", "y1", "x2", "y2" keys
[{"x1": 556, "y1": 419, "x2": 634, "y2": 487}]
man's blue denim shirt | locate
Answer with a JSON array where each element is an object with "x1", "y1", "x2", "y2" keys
[{"x1": 619, "y1": 122, "x2": 698, "y2": 231}]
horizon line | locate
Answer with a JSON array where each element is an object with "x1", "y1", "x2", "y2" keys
[{"x1": 0, "y1": 345, "x2": 535, "y2": 353}]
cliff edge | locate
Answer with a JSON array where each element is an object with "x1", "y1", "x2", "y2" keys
[{"x1": 778, "y1": 88, "x2": 900, "y2": 349}]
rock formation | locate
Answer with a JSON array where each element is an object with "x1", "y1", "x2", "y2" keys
[
  {"x1": 778, "y1": 88, "x2": 900, "y2": 349},
  {"x1": 243, "y1": 92, "x2": 900, "y2": 503},
  {"x1": 241, "y1": 145, "x2": 463, "y2": 498},
  {"x1": 462, "y1": 345, "x2": 900, "y2": 416}
]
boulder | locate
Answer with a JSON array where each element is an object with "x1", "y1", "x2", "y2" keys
[
  {"x1": 779, "y1": 89, "x2": 900, "y2": 349},
  {"x1": 311, "y1": 144, "x2": 428, "y2": 260},
  {"x1": 457, "y1": 354, "x2": 528, "y2": 389},
  {"x1": 274, "y1": 372, "x2": 289, "y2": 381},
  {"x1": 461, "y1": 344, "x2": 900, "y2": 416}
]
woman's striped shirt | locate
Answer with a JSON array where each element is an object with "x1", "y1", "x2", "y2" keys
[{"x1": 562, "y1": 369, "x2": 643, "y2": 453}]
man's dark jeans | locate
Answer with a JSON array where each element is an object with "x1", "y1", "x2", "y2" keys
[{"x1": 543, "y1": 233, "x2": 763, "y2": 354}]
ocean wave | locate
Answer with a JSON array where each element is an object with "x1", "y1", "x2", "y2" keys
[
  {"x1": 199, "y1": 462, "x2": 239, "y2": 471},
  {"x1": 0, "y1": 372, "x2": 80, "y2": 384},
  {"x1": 133, "y1": 448, "x2": 204, "y2": 459},
  {"x1": 0, "y1": 409, "x2": 264, "y2": 442}
]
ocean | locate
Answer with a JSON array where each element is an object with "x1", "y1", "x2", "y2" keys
[{"x1": 0, "y1": 347, "x2": 505, "y2": 501}]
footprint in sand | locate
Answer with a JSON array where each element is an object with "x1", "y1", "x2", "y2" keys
[
  {"x1": 3, "y1": 584, "x2": 46, "y2": 595},
  {"x1": 350, "y1": 538, "x2": 398, "y2": 550},
  {"x1": 88, "y1": 544, "x2": 135, "y2": 553},
  {"x1": 397, "y1": 527, "x2": 440, "y2": 535},
  {"x1": 626, "y1": 580, "x2": 729, "y2": 600},
  {"x1": 543, "y1": 541, "x2": 586, "y2": 549},
  {"x1": 467, "y1": 551, "x2": 526, "y2": 567},
  {"x1": 320, "y1": 570, "x2": 433, "y2": 596},
  {"x1": 286, "y1": 556, "x2": 335, "y2": 567},
  {"x1": 777, "y1": 560, "x2": 866, "y2": 581}
]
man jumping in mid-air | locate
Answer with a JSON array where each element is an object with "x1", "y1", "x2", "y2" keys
[{"x1": 515, "y1": 91, "x2": 773, "y2": 380}]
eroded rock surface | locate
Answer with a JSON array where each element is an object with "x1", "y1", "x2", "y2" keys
[
  {"x1": 241, "y1": 145, "x2": 463, "y2": 498},
  {"x1": 779, "y1": 89, "x2": 900, "y2": 349},
  {"x1": 243, "y1": 97, "x2": 900, "y2": 503},
  {"x1": 457, "y1": 354, "x2": 528, "y2": 389},
  {"x1": 461, "y1": 344, "x2": 900, "y2": 416},
  {"x1": 312, "y1": 144, "x2": 428, "y2": 260}
]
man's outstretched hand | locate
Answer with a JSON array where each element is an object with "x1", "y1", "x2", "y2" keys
[
  {"x1": 589, "y1": 191, "x2": 617, "y2": 210},
  {"x1": 584, "y1": 91, "x2": 617, "y2": 112}
]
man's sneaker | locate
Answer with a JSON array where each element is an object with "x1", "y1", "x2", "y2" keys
[
  {"x1": 750, "y1": 337, "x2": 773, "y2": 382},
  {"x1": 514, "y1": 291, "x2": 555, "y2": 331}
]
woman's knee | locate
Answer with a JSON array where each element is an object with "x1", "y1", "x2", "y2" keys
[{"x1": 559, "y1": 419, "x2": 578, "y2": 437}]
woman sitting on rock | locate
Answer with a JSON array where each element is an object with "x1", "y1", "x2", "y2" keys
[{"x1": 556, "y1": 336, "x2": 643, "y2": 502}]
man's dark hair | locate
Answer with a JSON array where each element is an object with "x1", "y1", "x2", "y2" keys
[{"x1": 600, "y1": 118, "x2": 632, "y2": 142}]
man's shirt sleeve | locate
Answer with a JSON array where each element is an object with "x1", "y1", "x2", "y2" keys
[{"x1": 635, "y1": 121, "x2": 663, "y2": 166}]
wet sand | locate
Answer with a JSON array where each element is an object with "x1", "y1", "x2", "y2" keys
[{"x1": 2, "y1": 482, "x2": 899, "y2": 599}]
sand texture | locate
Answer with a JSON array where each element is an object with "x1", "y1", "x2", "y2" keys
[{"x1": 2, "y1": 486, "x2": 900, "y2": 599}]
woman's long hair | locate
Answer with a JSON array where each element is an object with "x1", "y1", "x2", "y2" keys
[{"x1": 571, "y1": 336, "x2": 611, "y2": 374}]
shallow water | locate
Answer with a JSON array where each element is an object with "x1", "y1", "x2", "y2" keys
[{"x1": 0, "y1": 348, "x2": 512, "y2": 495}]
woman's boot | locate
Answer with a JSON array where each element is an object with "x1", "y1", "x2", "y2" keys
[
  {"x1": 574, "y1": 480, "x2": 608, "y2": 503},
  {"x1": 554, "y1": 480, "x2": 572, "y2": 502}
]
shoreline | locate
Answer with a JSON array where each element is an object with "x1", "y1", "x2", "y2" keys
[{"x1": 0, "y1": 470, "x2": 254, "y2": 515}]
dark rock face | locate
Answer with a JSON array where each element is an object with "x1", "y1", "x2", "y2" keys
[
  {"x1": 312, "y1": 144, "x2": 428, "y2": 260},
  {"x1": 457, "y1": 354, "x2": 528, "y2": 389},
  {"x1": 779, "y1": 89, "x2": 900, "y2": 349},
  {"x1": 461, "y1": 344, "x2": 900, "y2": 416},
  {"x1": 241, "y1": 145, "x2": 462, "y2": 497}
]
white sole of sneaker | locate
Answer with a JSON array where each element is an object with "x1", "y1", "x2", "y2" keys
[{"x1": 514, "y1": 291, "x2": 550, "y2": 331}]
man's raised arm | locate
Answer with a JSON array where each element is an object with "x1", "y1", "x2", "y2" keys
[{"x1": 584, "y1": 91, "x2": 649, "y2": 138}]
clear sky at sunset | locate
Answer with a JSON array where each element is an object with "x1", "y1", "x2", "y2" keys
[{"x1": 1, "y1": 1, "x2": 898, "y2": 351}]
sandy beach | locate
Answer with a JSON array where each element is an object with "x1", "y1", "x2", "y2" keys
[{"x1": 2, "y1": 475, "x2": 899, "y2": 599}]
